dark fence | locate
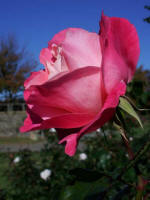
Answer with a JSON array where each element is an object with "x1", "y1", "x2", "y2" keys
[{"x1": 0, "y1": 103, "x2": 26, "y2": 112}]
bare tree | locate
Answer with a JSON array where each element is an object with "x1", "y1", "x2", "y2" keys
[
  {"x1": 144, "y1": 5, "x2": 150, "y2": 23},
  {"x1": 0, "y1": 35, "x2": 37, "y2": 102}
]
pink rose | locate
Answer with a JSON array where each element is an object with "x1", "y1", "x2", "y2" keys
[{"x1": 20, "y1": 13, "x2": 140, "y2": 156}]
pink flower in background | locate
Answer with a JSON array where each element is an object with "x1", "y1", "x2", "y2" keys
[{"x1": 20, "y1": 13, "x2": 140, "y2": 156}]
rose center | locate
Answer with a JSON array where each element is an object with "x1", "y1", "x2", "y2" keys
[{"x1": 46, "y1": 43, "x2": 69, "y2": 79}]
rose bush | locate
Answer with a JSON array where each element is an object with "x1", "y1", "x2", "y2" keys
[{"x1": 20, "y1": 13, "x2": 140, "y2": 156}]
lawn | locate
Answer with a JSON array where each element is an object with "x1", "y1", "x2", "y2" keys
[
  {"x1": 0, "y1": 153, "x2": 10, "y2": 191},
  {"x1": 0, "y1": 136, "x2": 45, "y2": 145}
]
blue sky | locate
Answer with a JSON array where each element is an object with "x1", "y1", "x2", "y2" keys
[{"x1": 0, "y1": 0, "x2": 150, "y2": 70}]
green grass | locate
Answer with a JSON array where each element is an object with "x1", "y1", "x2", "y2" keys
[
  {"x1": 0, "y1": 137, "x2": 45, "y2": 144},
  {"x1": 0, "y1": 153, "x2": 10, "y2": 189}
]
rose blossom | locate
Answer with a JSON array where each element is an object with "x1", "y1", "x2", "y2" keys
[{"x1": 20, "y1": 13, "x2": 140, "y2": 156}]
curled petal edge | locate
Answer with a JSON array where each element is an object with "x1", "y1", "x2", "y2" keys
[{"x1": 59, "y1": 81, "x2": 126, "y2": 156}]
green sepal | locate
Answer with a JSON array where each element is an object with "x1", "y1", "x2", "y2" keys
[
  {"x1": 113, "y1": 114, "x2": 129, "y2": 142},
  {"x1": 118, "y1": 96, "x2": 143, "y2": 128},
  {"x1": 123, "y1": 96, "x2": 150, "y2": 112}
]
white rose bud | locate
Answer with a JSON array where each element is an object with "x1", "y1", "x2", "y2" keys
[
  {"x1": 13, "y1": 156, "x2": 20, "y2": 163},
  {"x1": 50, "y1": 128, "x2": 56, "y2": 133},
  {"x1": 79, "y1": 153, "x2": 87, "y2": 160},
  {"x1": 40, "y1": 169, "x2": 52, "y2": 180},
  {"x1": 96, "y1": 128, "x2": 101, "y2": 133},
  {"x1": 129, "y1": 137, "x2": 133, "y2": 141}
]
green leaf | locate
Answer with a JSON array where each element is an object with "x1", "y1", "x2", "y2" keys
[
  {"x1": 118, "y1": 97, "x2": 143, "y2": 128},
  {"x1": 59, "y1": 178, "x2": 108, "y2": 200},
  {"x1": 70, "y1": 168, "x2": 104, "y2": 182}
]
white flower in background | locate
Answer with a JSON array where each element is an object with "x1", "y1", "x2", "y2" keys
[
  {"x1": 40, "y1": 169, "x2": 52, "y2": 180},
  {"x1": 50, "y1": 128, "x2": 56, "y2": 133},
  {"x1": 125, "y1": 153, "x2": 129, "y2": 158},
  {"x1": 129, "y1": 137, "x2": 133, "y2": 141},
  {"x1": 96, "y1": 128, "x2": 101, "y2": 133},
  {"x1": 79, "y1": 153, "x2": 87, "y2": 160},
  {"x1": 13, "y1": 156, "x2": 20, "y2": 163},
  {"x1": 106, "y1": 154, "x2": 111, "y2": 160}
]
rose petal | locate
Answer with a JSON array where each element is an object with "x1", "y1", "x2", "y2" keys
[
  {"x1": 49, "y1": 28, "x2": 102, "y2": 70},
  {"x1": 39, "y1": 48, "x2": 52, "y2": 68},
  {"x1": 48, "y1": 29, "x2": 67, "y2": 46},
  {"x1": 20, "y1": 112, "x2": 96, "y2": 132},
  {"x1": 59, "y1": 81, "x2": 126, "y2": 156},
  {"x1": 59, "y1": 134, "x2": 78, "y2": 156},
  {"x1": 40, "y1": 47, "x2": 69, "y2": 80},
  {"x1": 100, "y1": 13, "x2": 140, "y2": 93},
  {"x1": 21, "y1": 66, "x2": 104, "y2": 132},
  {"x1": 24, "y1": 70, "x2": 48, "y2": 89},
  {"x1": 27, "y1": 66, "x2": 103, "y2": 116},
  {"x1": 20, "y1": 111, "x2": 42, "y2": 132}
]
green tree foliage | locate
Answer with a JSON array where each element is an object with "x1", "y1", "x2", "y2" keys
[
  {"x1": 144, "y1": 5, "x2": 150, "y2": 23},
  {"x1": 0, "y1": 35, "x2": 37, "y2": 102},
  {"x1": 127, "y1": 66, "x2": 150, "y2": 108}
]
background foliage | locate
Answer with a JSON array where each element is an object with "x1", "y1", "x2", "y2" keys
[
  {"x1": 0, "y1": 108, "x2": 150, "y2": 200},
  {"x1": 144, "y1": 5, "x2": 150, "y2": 23},
  {"x1": 0, "y1": 35, "x2": 36, "y2": 102}
]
